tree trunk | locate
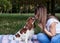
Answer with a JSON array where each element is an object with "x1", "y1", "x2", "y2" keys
[
  {"x1": 47, "y1": 0, "x2": 50, "y2": 14},
  {"x1": 51, "y1": 0, "x2": 55, "y2": 16}
]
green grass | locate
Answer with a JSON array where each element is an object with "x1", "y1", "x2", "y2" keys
[
  {"x1": 0, "y1": 13, "x2": 41, "y2": 34},
  {"x1": 0, "y1": 13, "x2": 60, "y2": 35},
  {"x1": 0, "y1": 13, "x2": 34, "y2": 34}
]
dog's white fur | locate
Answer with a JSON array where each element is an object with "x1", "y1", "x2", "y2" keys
[
  {"x1": 14, "y1": 28, "x2": 34, "y2": 43},
  {"x1": 13, "y1": 17, "x2": 35, "y2": 43}
]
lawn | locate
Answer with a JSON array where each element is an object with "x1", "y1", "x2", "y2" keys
[
  {"x1": 0, "y1": 13, "x2": 41, "y2": 34},
  {"x1": 0, "y1": 13, "x2": 60, "y2": 34}
]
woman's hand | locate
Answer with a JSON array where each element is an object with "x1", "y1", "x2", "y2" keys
[{"x1": 38, "y1": 23, "x2": 44, "y2": 31}]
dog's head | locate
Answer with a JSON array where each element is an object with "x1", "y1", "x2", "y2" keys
[
  {"x1": 25, "y1": 17, "x2": 35, "y2": 30},
  {"x1": 26, "y1": 17, "x2": 35, "y2": 25}
]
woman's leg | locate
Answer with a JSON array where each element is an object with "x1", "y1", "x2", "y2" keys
[
  {"x1": 37, "y1": 33, "x2": 50, "y2": 43},
  {"x1": 51, "y1": 34, "x2": 60, "y2": 43}
]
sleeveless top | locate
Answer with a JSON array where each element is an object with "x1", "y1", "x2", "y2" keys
[{"x1": 46, "y1": 18, "x2": 60, "y2": 34}]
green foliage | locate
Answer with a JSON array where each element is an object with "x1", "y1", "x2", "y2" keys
[
  {"x1": 0, "y1": 0, "x2": 12, "y2": 12},
  {"x1": 0, "y1": 0, "x2": 60, "y2": 13}
]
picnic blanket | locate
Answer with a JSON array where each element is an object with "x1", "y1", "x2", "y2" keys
[{"x1": 0, "y1": 35, "x2": 39, "y2": 43}]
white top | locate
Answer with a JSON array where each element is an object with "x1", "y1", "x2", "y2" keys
[{"x1": 46, "y1": 18, "x2": 60, "y2": 34}]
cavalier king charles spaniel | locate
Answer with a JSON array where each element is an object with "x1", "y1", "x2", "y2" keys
[{"x1": 13, "y1": 17, "x2": 35, "y2": 43}]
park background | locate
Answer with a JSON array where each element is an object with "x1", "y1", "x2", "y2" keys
[{"x1": 0, "y1": 0, "x2": 60, "y2": 34}]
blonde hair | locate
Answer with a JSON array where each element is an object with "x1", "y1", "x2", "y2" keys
[{"x1": 35, "y1": 5, "x2": 47, "y2": 29}]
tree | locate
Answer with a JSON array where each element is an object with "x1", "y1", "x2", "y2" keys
[
  {"x1": 51, "y1": 0, "x2": 55, "y2": 16},
  {"x1": 0, "y1": 0, "x2": 12, "y2": 13}
]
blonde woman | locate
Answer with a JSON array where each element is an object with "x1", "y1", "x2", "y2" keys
[{"x1": 34, "y1": 5, "x2": 60, "y2": 43}]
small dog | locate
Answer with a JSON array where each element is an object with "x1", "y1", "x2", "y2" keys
[{"x1": 13, "y1": 17, "x2": 35, "y2": 43}]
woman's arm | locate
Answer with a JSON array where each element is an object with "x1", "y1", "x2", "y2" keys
[
  {"x1": 38, "y1": 22, "x2": 57, "y2": 37},
  {"x1": 38, "y1": 23, "x2": 44, "y2": 31},
  {"x1": 44, "y1": 22, "x2": 56, "y2": 37}
]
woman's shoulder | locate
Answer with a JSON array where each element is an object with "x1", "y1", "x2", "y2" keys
[
  {"x1": 47, "y1": 18, "x2": 59, "y2": 23},
  {"x1": 46, "y1": 18, "x2": 59, "y2": 26},
  {"x1": 47, "y1": 15, "x2": 59, "y2": 22}
]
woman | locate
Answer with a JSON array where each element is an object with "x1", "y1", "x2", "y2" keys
[{"x1": 34, "y1": 5, "x2": 60, "y2": 43}]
